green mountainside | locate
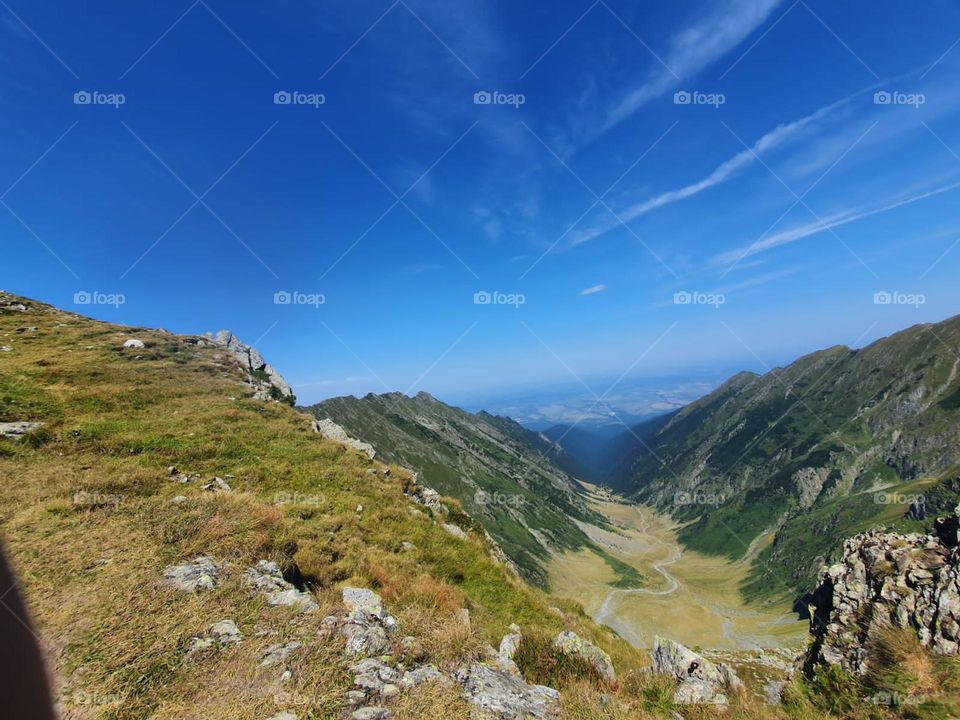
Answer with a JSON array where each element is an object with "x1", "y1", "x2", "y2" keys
[
  {"x1": 308, "y1": 393, "x2": 621, "y2": 587},
  {"x1": 611, "y1": 314, "x2": 960, "y2": 599}
]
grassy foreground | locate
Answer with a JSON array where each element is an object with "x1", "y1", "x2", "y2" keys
[{"x1": 0, "y1": 291, "x2": 956, "y2": 719}]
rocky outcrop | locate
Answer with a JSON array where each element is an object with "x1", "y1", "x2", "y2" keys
[
  {"x1": 244, "y1": 560, "x2": 318, "y2": 612},
  {"x1": 553, "y1": 630, "x2": 615, "y2": 682},
  {"x1": 651, "y1": 636, "x2": 741, "y2": 706},
  {"x1": 312, "y1": 418, "x2": 376, "y2": 459},
  {"x1": 204, "y1": 330, "x2": 295, "y2": 404},
  {"x1": 804, "y1": 508, "x2": 960, "y2": 674}
]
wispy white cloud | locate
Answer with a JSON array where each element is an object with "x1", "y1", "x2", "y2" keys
[
  {"x1": 574, "y1": 95, "x2": 847, "y2": 246},
  {"x1": 714, "y1": 179, "x2": 960, "y2": 265},
  {"x1": 579, "y1": 283, "x2": 608, "y2": 296},
  {"x1": 603, "y1": 0, "x2": 786, "y2": 130}
]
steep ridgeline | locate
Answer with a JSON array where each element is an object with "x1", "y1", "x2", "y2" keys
[
  {"x1": 611, "y1": 314, "x2": 960, "y2": 600},
  {"x1": 308, "y1": 392, "x2": 606, "y2": 587}
]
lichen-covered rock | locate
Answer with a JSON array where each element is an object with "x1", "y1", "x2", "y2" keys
[
  {"x1": 553, "y1": 630, "x2": 615, "y2": 682},
  {"x1": 399, "y1": 665, "x2": 446, "y2": 689},
  {"x1": 162, "y1": 556, "x2": 218, "y2": 591},
  {"x1": 804, "y1": 512, "x2": 960, "y2": 675},
  {"x1": 457, "y1": 663, "x2": 559, "y2": 719},
  {"x1": 244, "y1": 561, "x2": 318, "y2": 612},
  {"x1": 312, "y1": 418, "x2": 375, "y2": 459}
]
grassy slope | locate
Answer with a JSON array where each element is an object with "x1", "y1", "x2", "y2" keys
[
  {"x1": 308, "y1": 393, "x2": 622, "y2": 588},
  {"x1": 0, "y1": 293, "x2": 663, "y2": 720},
  {"x1": 612, "y1": 317, "x2": 960, "y2": 600},
  {"x1": 2, "y1": 293, "x2": 956, "y2": 720}
]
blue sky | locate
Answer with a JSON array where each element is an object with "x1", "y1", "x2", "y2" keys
[{"x1": 2, "y1": 0, "x2": 960, "y2": 415}]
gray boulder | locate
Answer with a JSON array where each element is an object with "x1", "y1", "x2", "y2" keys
[
  {"x1": 162, "y1": 556, "x2": 219, "y2": 591},
  {"x1": 457, "y1": 663, "x2": 560, "y2": 719},
  {"x1": 209, "y1": 619, "x2": 243, "y2": 645},
  {"x1": 651, "y1": 636, "x2": 738, "y2": 705},
  {"x1": 553, "y1": 630, "x2": 615, "y2": 682}
]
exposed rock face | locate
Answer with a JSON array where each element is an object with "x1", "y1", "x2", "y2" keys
[
  {"x1": 162, "y1": 556, "x2": 219, "y2": 591},
  {"x1": 457, "y1": 663, "x2": 560, "y2": 719},
  {"x1": 204, "y1": 330, "x2": 295, "y2": 404},
  {"x1": 553, "y1": 630, "x2": 615, "y2": 682},
  {"x1": 793, "y1": 467, "x2": 829, "y2": 509},
  {"x1": 651, "y1": 636, "x2": 741, "y2": 706},
  {"x1": 244, "y1": 560, "x2": 318, "y2": 612},
  {"x1": 804, "y1": 511, "x2": 960, "y2": 674},
  {"x1": 312, "y1": 418, "x2": 376, "y2": 459}
]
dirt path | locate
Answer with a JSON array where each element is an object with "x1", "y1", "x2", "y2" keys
[{"x1": 549, "y1": 496, "x2": 807, "y2": 652}]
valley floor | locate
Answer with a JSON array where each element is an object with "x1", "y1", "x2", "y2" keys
[{"x1": 548, "y1": 488, "x2": 808, "y2": 653}]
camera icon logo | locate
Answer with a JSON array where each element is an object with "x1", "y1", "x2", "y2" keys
[
  {"x1": 274, "y1": 91, "x2": 292, "y2": 105},
  {"x1": 673, "y1": 90, "x2": 692, "y2": 105},
  {"x1": 874, "y1": 91, "x2": 892, "y2": 105},
  {"x1": 473, "y1": 290, "x2": 492, "y2": 305},
  {"x1": 873, "y1": 291, "x2": 892, "y2": 305},
  {"x1": 474, "y1": 91, "x2": 492, "y2": 105},
  {"x1": 673, "y1": 290, "x2": 692, "y2": 305},
  {"x1": 74, "y1": 91, "x2": 92, "y2": 105},
  {"x1": 74, "y1": 290, "x2": 92, "y2": 305},
  {"x1": 274, "y1": 291, "x2": 292, "y2": 305}
]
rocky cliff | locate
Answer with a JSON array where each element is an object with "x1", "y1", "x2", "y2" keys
[{"x1": 805, "y1": 507, "x2": 960, "y2": 674}]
